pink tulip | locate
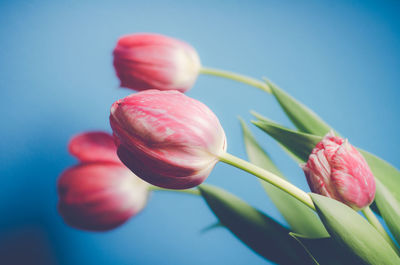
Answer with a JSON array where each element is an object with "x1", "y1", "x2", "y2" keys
[
  {"x1": 110, "y1": 90, "x2": 226, "y2": 189},
  {"x1": 68, "y1": 131, "x2": 120, "y2": 163},
  {"x1": 113, "y1": 33, "x2": 201, "y2": 93},
  {"x1": 301, "y1": 132, "x2": 376, "y2": 210},
  {"x1": 58, "y1": 132, "x2": 150, "y2": 231},
  {"x1": 58, "y1": 162, "x2": 149, "y2": 231}
]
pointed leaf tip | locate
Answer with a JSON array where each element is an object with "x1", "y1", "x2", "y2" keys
[
  {"x1": 198, "y1": 184, "x2": 313, "y2": 264},
  {"x1": 265, "y1": 80, "x2": 331, "y2": 136},
  {"x1": 310, "y1": 193, "x2": 400, "y2": 265}
]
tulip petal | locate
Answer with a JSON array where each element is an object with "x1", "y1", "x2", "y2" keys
[
  {"x1": 68, "y1": 131, "x2": 120, "y2": 163},
  {"x1": 57, "y1": 162, "x2": 149, "y2": 231}
]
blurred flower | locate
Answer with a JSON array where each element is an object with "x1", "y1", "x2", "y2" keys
[
  {"x1": 58, "y1": 131, "x2": 150, "y2": 231},
  {"x1": 110, "y1": 90, "x2": 226, "y2": 189},
  {"x1": 113, "y1": 33, "x2": 201, "y2": 93},
  {"x1": 68, "y1": 131, "x2": 120, "y2": 163},
  {"x1": 58, "y1": 162, "x2": 149, "y2": 231},
  {"x1": 301, "y1": 132, "x2": 376, "y2": 210}
]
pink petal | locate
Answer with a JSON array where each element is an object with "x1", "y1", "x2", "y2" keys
[
  {"x1": 57, "y1": 162, "x2": 149, "y2": 231},
  {"x1": 68, "y1": 131, "x2": 120, "y2": 163}
]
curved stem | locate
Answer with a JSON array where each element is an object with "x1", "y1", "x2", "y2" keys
[
  {"x1": 361, "y1": 206, "x2": 400, "y2": 254},
  {"x1": 149, "y1": 186, "x2": 201, "y2": 196},
  {"x1": 218, "y1": 152, "x2": 315, "y2": 210},
  {"x1": 200, "y1": 67, "x2": 271, "y2": 93}
]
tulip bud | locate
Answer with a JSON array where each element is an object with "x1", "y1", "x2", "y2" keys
[
  {"x1": 110, "y1": 90, "x2": 227, "y2": 189},
  {"x1": 58, "y1": 131, "x2": 150, "y2": 231},
  {"x1": 301, "y1": 132, "x2": 376, "y2": 210},
  {"x1": 113, "y1": 33, "x2": 201, "y2": 93},
  {"x1": 58, "y1": 162, "x2": 149, "y2": 231}
]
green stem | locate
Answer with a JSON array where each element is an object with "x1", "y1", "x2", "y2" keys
[
  {"x1": 218, "y1": 152, "x2": 315, "y2": 210},
  {"x1": 149, "y1": 186, "x2": 201, "y2": 196},
  {"x1": 199, "y1": 67, "x2": 271, "y2": 93},
  {"x1": 362, "y1": 206, "x2": 400, "y2": 254}
]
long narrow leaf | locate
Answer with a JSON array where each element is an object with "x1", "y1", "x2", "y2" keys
[
  {"x1": 252, "y1": 113, "x2": 400, "y2": 203},
  {"x1": 361, "y1": 150, "x2": 400, "y2": 203},
  {"x1": 266, "y1": 80, "x2": 331, "y2": 136},
  {"x1": 264, "y1": 81, "x2": 400, "y2": 204},
  {"x1": 198, "y1": 184, "x2": 313, "y2": 265},
  {"x1": 240, "y1": 119, "x2": 327, "y2": 237},
  {"x1": 375, "y1": 179, "x2": 400, "y2": 246},
  {"x1": 310, "y1": 193, "x2": 400, "y2": 265},
  {"x1": 252, "y1": 118, "x2": 320, "y2": 163},
  {"x1": 290, "y1": 233, "x2": 365, "y2": 265}
]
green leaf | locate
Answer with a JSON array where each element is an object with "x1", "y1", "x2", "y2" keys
[
  {"x1": 375, "y1": 179, "x2": 400, "y2": 246},
  {"x1": 264, "y1": 81, "x2": 400, "y2": 205},
  {"x1": 253, "y1": 113, "x2": 400, "y2": 205},
  {"x1": 290, "y1": 233, "x2": 366, "y2": 265},
  {"x1": 198, "y1": 184, "x2": 313, "y2": 265},
  {"x1": 200, "y1": 222, "x2": 223, "y2": 234},
  {"x1": 240, "y1": 119, "x2": 327, "y2": 237},
  {"x1": 310, "y1": 193, "x2": 400, "y2": 265},
  {"x1": 266, "y1": 80, "x2": 331, "y2": 136},
  {"x1": 251, "y1": 117, "x2": 321, "y2": 163},
  {"x1": 361, "y1": 150, "x2": 400, "y2": 204}
]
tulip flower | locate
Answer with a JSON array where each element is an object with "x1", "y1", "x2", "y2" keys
[
  {"x1": 301, "y1": 132, "x2": 376, "y2": 210},
  {"x1": 113, "y1": 33, "x2": 201, "y2": 93},
  {"x1": 57, "y1": 131, "x2": 150, "y2": 231},
  {"x1": 110, "y1": 90, "x2": 227, "y2": 189},
  {"x1": 58, "y1": 162, "x2": 149, "y2": 231}
]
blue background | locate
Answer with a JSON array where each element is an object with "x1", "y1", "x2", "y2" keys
[{"x1": 1, "y1": 0, "x2": 400, "y2": 264}]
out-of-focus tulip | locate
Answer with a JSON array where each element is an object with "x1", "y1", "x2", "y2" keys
[
  {"x1": 58, "y1": 162, "x2": 149, "y2": 231},
  {"x1": 58, "y1": 132, "x2": 150, "y2": 231},
  {"x1": 301, "y1": 132, "x2": 376, "y2": 210},
  {"x1": 113, "y1": 33, "x2": 201, "y2": 93},
  {"x1": 68, "y1": 131, "x2": 120, "y2": 163},
  {"x1": 110, "y1": 90, "x2": 227, "y2": 189}
]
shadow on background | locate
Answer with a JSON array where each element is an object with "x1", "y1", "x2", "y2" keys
[{"x1": 0, "y1": 220, "x2": 59, "y2": 265}]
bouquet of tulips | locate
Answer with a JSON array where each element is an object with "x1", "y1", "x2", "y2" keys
[{"x1": 57, "y1": 33, "x2": 400, "y2": 265}]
